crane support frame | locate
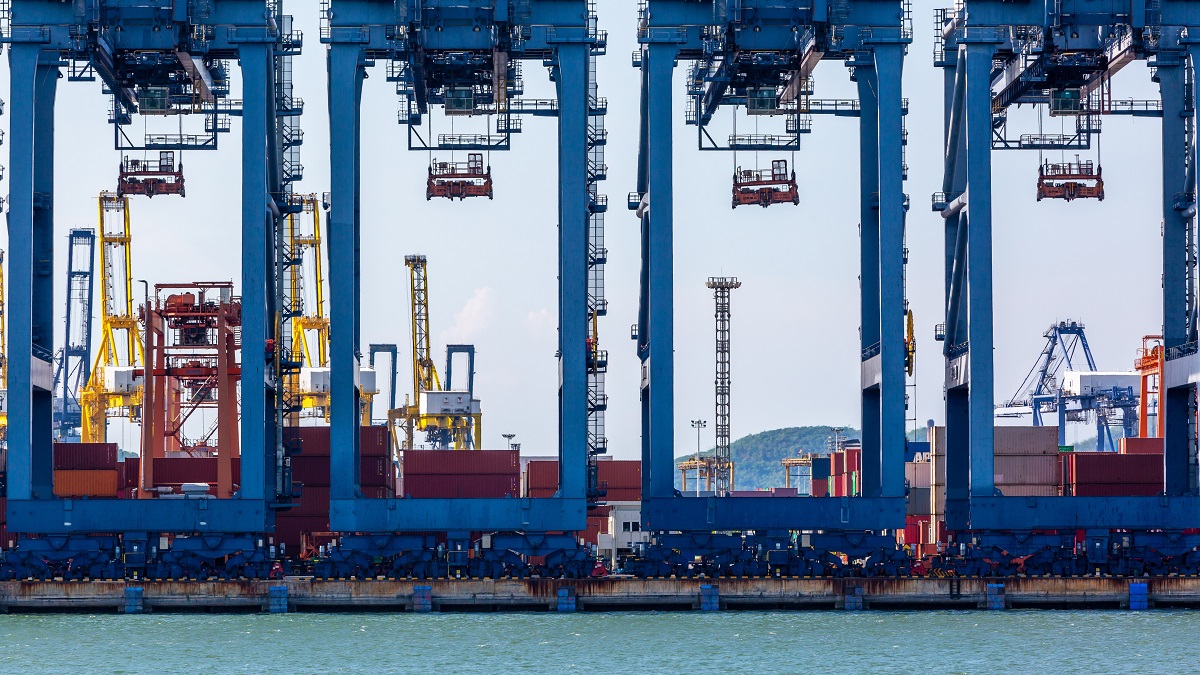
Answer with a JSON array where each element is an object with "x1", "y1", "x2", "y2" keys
[
  {"x1": 936, "y1": 0, "x2": 1200, "y2": 553},
  {"x1": 324, "y1": 0, "x2": 600, "y2": 538},
  {"x1": 633, "y1": 0, "x2": 911, "y2": 546},
  {"x1": 2, "y1": 0, "x2": 297, "y2": 543}
]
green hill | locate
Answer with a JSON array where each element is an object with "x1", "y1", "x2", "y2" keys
[{"x1": 675, "y1": 426, "x2": 860, "y2": 491}]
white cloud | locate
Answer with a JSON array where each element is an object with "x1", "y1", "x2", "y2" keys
[
  {"x1": 525, "y1": 307, "x2": 555, "y2": 340},
  {"x1": 443, "y1": 287, "x2": 494, "y2": 343}
]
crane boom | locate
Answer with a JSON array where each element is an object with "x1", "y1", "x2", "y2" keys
[{"x1": 405, "y1": 254, "x2": 441, "y2": 398}]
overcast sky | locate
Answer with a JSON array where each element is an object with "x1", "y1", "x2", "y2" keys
[{"x1": 2, "y1": 1, "x2": 1170, "y2": 457}]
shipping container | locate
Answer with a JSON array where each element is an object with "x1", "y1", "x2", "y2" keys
[
  {"x1": 282, "y1": 426, "x2": 391, "y2": 457},
  {"x1": 524, "y1": 459, "x2": 641, "y2": 498},
  {"x1": 905, "y1": 462, "x2": 931, "y2": 488},
  {"x1": 1070, "y1": 483, "x2": 1162, "y2": 497},
  {"x1": 1120, "y1": 438, "x2": 1165, "y2": 455},
  {"x1": 403, "y1": 474, "x2": 519, "y2": 499},
  {"x1": 907, "y1": 487, "x2": 931, "y2": 515},
  {"x1": 603, "y1": 488, "x2": 641, "y2": 502},
  {"x1": 811, "y1": 456, "x2": 831, "y2": 480},
  {"x1": 995, "y1": 484, "x2": 1059, "y2": 497},
  {"x1": 403, "y1": 449, "x2": 519, "y2": 476},
  {"x1": 53, "y1": 470, "x2": 119, "y2": 497},
  {"x1": 846, "y1": 447, "x2": 862, "y2": 473},
  {"x1": 832, "y1": 451, "x2": 845, "y2": 476},
  {"x1": 153, "y1": 457, "x2": 220, "y2": 484},
  {"x1": 52, "y1": 443, "x2": 118, "y2": 470},
  {"x1": 290, "y1": 487, "x2": 331, "y2": 516},
  {"x1": 932, "y1": 425, "x2": 1059, "y2": 458},
  {"x1": 993, "y1": 454, "x2": 1059, "y2": 485},
  {"x1": 119, "y1": 459, "x2": 140, "y2": 489},
  {"x1": 1062, "y1": 452, "x2": 1164, "y2": 486},
  {"x1": 810, "y1": 478, "x2": 828, "y2": 497}
]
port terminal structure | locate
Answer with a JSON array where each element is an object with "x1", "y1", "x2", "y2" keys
[
  {"x1": 629, "y1": 0, "x2": 914, "y2": 566},
  {"x1": 321, "y1": 0, "x2": 607, "y2": 567},
  {"x1": 3, "y1": 0, "x2": 303, "y2": 571},
  {"x1": 935, "y1": 0, "x2": 1200, "y2": 561}
]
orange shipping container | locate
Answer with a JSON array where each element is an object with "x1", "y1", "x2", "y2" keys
[{"x1": 53, "y1": 469, "x2": 119, "y2": 498}]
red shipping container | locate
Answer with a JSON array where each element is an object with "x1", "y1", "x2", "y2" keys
[
  {"x1": 527, "y1": 487, "x2": 557, "y2": 498},
  {"x1": 1063, "y1": 453, "x2": 1163, "y2": 486},
  {"x1": 810, "y1": 478, "x2": 828, "y2": 497},
  {"x1": 846, "y1": 447, "x2": 861, "y2": 473},
  {"x1": 283, "y1": 426, "x2": 391, "y2": 458},
  {"x1": 273, "y1": 515, "x2": 332, "y2": 550},
  {"x1": 404, "y1": 474, "x2": 519, "y2": 498},
  {"x1": 1120, "y1": 438, "x2": 1165, "y2": 455},
  {"x1": 291, "y1": 487, "x2": 331, "y2": 517},
  {"x1": 119, "y1": 460, "x2": 140, "y2": 489},
  {"x1": 832, "y1": 451, "x2": 845, "y2": 476},
  {"x1": 603, "y1": 488, "x2": 641, "y2": 501},
  {"x1": 770, "y1": 487, "x2": 799, "y2": 497},
  {"x1": 588, "y1": 505, "x2": 614, "y2": 518},
  {"x1": 598, "y1": 460, "x2": 641, "y2": 489},
  {"x1": 362, "y1": 486, "x2": 396, "y2": 499},
  {"x1": 582, "y1": 516, "x2": 606, "y2": 545},
  {"x1": 526, "y1": 460, "x2": 558, "y2": 490},
  {"x1": 1071, "y1": 483, "x2": 1162, "y2": 497},
  {"x1": 53, "y1": 443, "x2": 118, "y2": 470},
  {"x1": 153, "y1": 458, "x2": 219, "y2": 484},
  {"x1": 403, "y1": 450, "x2": 519, "y2": 476}
]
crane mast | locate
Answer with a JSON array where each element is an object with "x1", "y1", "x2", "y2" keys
[{"x1": 80, "y1": 193, "x2": 144, "y2": 444}]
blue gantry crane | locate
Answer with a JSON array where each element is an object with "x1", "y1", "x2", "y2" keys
[
  {"x1": 629, "y1": 0, "x2": 913, "y2": 569},
  {"x1": 51, "y1": 229, "x2": 96, "y2": 440},
  {"x1": 2, "y1": 0, "x2": 303, "y2": 578},
  {"x1": 934, "y1": 0, "x2": 1200, "y2": 566},
  {"x1": 996, "y1": 320, "x2": 1139, "y2": 452},
  {"x1": 320, "y1": 0, "x2": 607, "y2": 574}
]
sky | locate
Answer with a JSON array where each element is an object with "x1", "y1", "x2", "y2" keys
[{"x1": 0, "y1": 1, "x2": 1172, "y2": 457}]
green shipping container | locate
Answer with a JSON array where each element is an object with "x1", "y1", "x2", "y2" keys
[{"x1": 1059, "y1": 445, "x2": 1075, "y2": 453}]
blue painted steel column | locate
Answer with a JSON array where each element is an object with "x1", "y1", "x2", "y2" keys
[
  {"x1": 645, "y1": 44, "x2": 677, "y2": 501},
  {"x1": 1160, "y1": 59, "x2": 1191, "y2": 496},
  {"x1": 636, "y1": 47, "x2": 653, "y2": 507},
  {"x1": 875, "y1": 44, "x2": 906, "y2": 500},
  {"x1": 327, "y1": 43, "x2": 364, "y2": 501},
  {"x1": 943, "y1": 50, "x2": 970, "y2": 530},
  {"x1": 856, "y1": 62, "x2": 881, "y2": 498},
  {"x1": 4, "y1": 43, "x2": 43, "y2": 499},
  {"x1": 240, "y1": 42, "x2": 272, "y2": 503},
  {"x1": 556, "y1": 43, "x2": 588, "y2": 499},
  {"x1": 964, "y1": 43, "x2": 995, "y2": 499}
]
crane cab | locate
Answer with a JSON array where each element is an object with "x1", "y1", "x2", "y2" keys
[
  {"x1": 732, "y1": 159, "x2": 799, "y2": 208},
  {"x1": 426, "y1": 153, "x2": 494, "y2": 201}
]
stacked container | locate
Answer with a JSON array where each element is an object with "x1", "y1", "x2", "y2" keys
[
  {"x1": 1061, "y1": 452, "x2": 1163, "y2": 496},
  {"x1": 827, "y1": 449, "x2": 860, "y2": 497},
  {"x1": 401, "y1": 449, "x2": 518, "y2": 498},
  {"x1": 810, "y1": 455, "x2": 830, "y2": 497},
  {"x1": 524, "y1": 459, "x2": 641, "y2": 501},
  {"x1": 52, "y1": 443, "x2": 120, "y2": 497}
]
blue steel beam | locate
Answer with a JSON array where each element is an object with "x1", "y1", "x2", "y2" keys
[
  {"x1": 635, "y1": 0, "x2": 911, "y2": 532},
  {"x1": 323, "y1": 0, "x2": 593, "y2": 534},
  {"x1": 3, "y1": 1, "x2": 290, "y2": 536}
]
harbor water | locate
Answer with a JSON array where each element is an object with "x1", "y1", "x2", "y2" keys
[{"x1": 1, "y1": 610, "x2": 1197, "y2": 673}]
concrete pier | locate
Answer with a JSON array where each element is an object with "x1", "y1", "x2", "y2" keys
[{"x1": 2, "y1": 577, "x2": 1200, "y2": 612}]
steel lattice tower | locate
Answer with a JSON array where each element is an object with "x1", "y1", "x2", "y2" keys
[{"x1": 707, "y1": 277, "x2": 740, "y2": 493}]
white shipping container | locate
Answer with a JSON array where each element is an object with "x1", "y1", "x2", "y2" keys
[
  {"x1": 995, "y1": 484, "x2": 1059, "y2": 497},
  {"x1": 419, "y1": 390, "x2": 475, "y2": 415},
  {"x1": 1060, "y1": 370, "x2": 1140, "y2": 397},
  {"x1": 299, "y1": 367, "x2": 330, "y2": 393},
  {"x1": 993, "y1": 454, "x2": 1059, "y2": 485},
  {"x1": 104, "y1": 366, "x2": 143, "y2": 394},
  {"x1": 905, "y1": 461, "x2": 932, "y2": 488}
]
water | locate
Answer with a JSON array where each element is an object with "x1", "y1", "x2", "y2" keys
[{"x1": 1, "y1": 610, "x2": 1195, "y2": 673}]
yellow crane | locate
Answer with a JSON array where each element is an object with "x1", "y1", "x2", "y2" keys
[
  {"x1": 286, "y1": 194, "x2": 374, "y2": 424},
  {"x1": 391, "y1": 255, "x2": 480, "y2": 450},
  {"x1": 79, "y1": 192, "x2": 143, "y2": 443}
]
